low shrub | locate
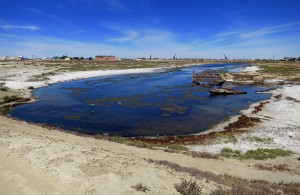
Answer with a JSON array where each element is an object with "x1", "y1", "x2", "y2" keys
[
  {"x1": 131, "y1": 182, "x2": 149, "y2": 192},
  {"x1": 0, "y1": 87, "x2": 8, "y2": 91},
  {"x1": 189, "y1": 151, "x2": 219, "y2": 159},
  {"x1": 210, "y1": 186, "x2": 229, "y2": 195},
  {"x1": 149, "y1": 159, "x2": 289, "y2": 195},
  {"x1": 174, "y1": 179, "x2": 202, "y2": 195},
  {"x1": 2, "y1": 95, "x2": 17, "y2": 104},
  {"x1": 220, "y1": 148, "x2": 241, "y2": 158},
  {"x1": 254, "y1": 163, "x2": 290, "y2": 172}
]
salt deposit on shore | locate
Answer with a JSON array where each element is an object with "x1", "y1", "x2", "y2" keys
[
  {"x1": 3, "y1": 68, "x2": 163, "y2": 90},
  {"x1": 190, "y1": 85, "x2": 300, "y2": 154},
  {"x1": 48, "y1": 68, "x2": 163, "y2": 84},
  {"x1": 242, "y1": 65, "x2": 260, "y2": 73}
]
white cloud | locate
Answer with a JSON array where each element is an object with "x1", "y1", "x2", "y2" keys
[
  {"x1": 109, "y1": 30, "x2": 139, "y2": 42},
  {"x1": 0, "y1": 24, "x2": 40, "y2": 31},
  {"x1": 238, "y1": 23, "x2": 298, "y2": 39},
  {"x1": 216, "y1": 22, "x2": 299, "y2": 40},
  {"x1": 107, "y1": 27, "x2": 178, "y2": 47}
]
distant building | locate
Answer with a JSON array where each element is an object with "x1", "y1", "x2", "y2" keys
[
  {"x1": 136, "y1": 57, "x2": 146, "y2": 61},
  {"x1": 284, "y1": 57, "x2": 296, "y2": 61},
  {"x1": 51, "y1": 56, "x2": 59, "y2": 60},
  {"x1": 1, "y1": 56, "x2": 23, "y2": 60},
  {"x1": 94, "y1": 55, "x2": 116, "y2": 61}
]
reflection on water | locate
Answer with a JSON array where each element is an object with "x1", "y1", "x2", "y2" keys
[{"x1": 10, "y1": 63, "x2": 272, "y2": 136}]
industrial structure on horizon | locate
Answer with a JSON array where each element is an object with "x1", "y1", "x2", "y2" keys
[{"x1": 1, "y1": 54, "x2": 300, "y2": 62}]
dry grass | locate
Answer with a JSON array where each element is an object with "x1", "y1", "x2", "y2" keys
[
  {"x1": 131, "y1": 182, "x2": 149, "y2": 192},
  {"x1": 188, "y1": 151, "x2": 219, "y2": 159},
  {"x1": 148, "y1": 159, "x2": 300, "y2": 195},
  {"x1": 257, "y1": 61, "x2": 300, "y2": 81},
  {"x1": 174, "y1": 179, "x2": 202, "y2": 195},
  {"x1": 254, "y1": 163, "x2": 290, "y2": 172}
]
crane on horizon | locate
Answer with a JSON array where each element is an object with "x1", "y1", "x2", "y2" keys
[
  {"x1": 224, "y1": 54, "x2": 228, "y2": 60},
  {"x1": 173, "y1": 54, "x2": 176, "y2": 60}
]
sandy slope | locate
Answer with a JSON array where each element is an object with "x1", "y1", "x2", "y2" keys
[
  {"x1": 0, "y1": 148, "x2": 76, "y2": 194},
  {"x1": 1, "y1": 115, "x2": 299, "y2": 194}
]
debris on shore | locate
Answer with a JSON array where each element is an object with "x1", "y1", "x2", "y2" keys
[
  {"x1": 209, "y1": 87, "x2": 247, "y2": 95},
  {"x1": 192, "y1": 71, "x2": 225, "y2": 87}
]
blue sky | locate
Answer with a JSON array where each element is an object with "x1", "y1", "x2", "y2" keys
[{"x1": 1, "y1": 0, "x2": 299, "y2": 59}]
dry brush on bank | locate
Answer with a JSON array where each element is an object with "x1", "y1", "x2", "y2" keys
[{"x1": 149, "y1": 159, "x2": 300, "y2": 195}]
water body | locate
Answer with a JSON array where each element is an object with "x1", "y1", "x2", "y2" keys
[{"x1": 10, "y1": 63, "x2": 272, "y2": 137}]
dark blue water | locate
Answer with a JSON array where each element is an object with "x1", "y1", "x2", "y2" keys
[{"x1": 10, "y1": 63, "x2": 272, "y2": 136}]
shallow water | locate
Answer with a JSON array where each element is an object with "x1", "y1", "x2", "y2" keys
[{"x1": 10, "y1": 63, "x2": 272, "y2": 136}]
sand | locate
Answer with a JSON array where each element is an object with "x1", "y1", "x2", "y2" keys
[
  {"x1": 0, "y1": 61, "x2": 299, "y2": 194},
  {"x1": 1, "y1": 115, "x2": 300, "y2": 194}
]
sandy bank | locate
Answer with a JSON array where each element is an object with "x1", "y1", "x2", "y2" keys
[{"x1": 1, "y1": 114, "x2": 299, "y2": 194}]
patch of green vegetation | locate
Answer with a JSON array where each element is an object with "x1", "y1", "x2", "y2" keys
[
  {"x1": 259, "y1": 64, "x2": 300, "y2": 77},
  {"x1": 109, "y1": 136, "x2": 127, "y2": 143},
  {"x1": 216, "y1": 133, "x2": 238, "y2": 143},
  {"x1": 244, "y1": 136, "x2": 272, "y2": 143},
  {"x1": 167, "y1": 144, "x2": 188, "y2": 151},
  {"x1": 291, "y1": 77, "x2": 300, "y2": 81},
  {"x1": 108, "y1": 136, "x2": 187, "y2": 151},
  {"x1": 220, "y1": 148, "x2": 293, "y2": 160},
  {"x1": 28, "y1": 71, "x2": 56, "y2": 81},
  {"x1": 1, "y1": 95, "x2": 18, "y2": 104},
  {"x1": 0, "y1": 88, "x2": 8, "y2": 91},
  {"x1": 260, "y1": 65, "x2": 292, "y2": 72},
  {"x1": 127, "y1": 140, "x2": 152, "y2": 148},
  {"x1": 220, "y1": 148, "x2": 242, "y2": 158},
  {"x1": 243, "y1": 148, "x2": 293, "y2": 160},
  {"x1": 108, "y1": 137, "x2": 154, "y2": 149}
]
